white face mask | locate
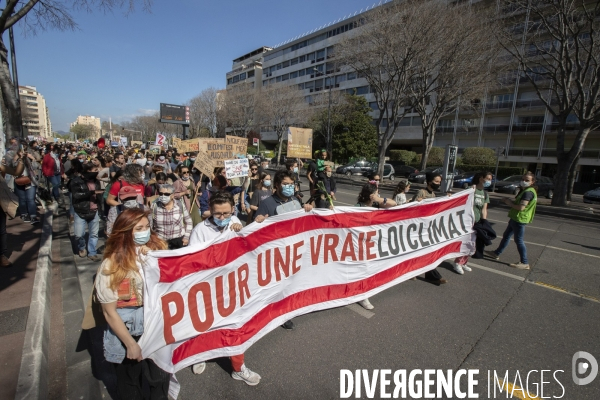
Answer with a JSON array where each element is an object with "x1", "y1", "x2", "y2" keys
[
  {"x1": 326, "y1": 172, "x2": 332, "y2": 177},
  {"x1": 520, "y1": 180, "x2": 532, "y2": 188},
  {"x1": 123, "y1": 199, "x2": 138, "y2": 209},
  {"x1": 159, "y1": 195, "x2": 172, "y2": 204}
]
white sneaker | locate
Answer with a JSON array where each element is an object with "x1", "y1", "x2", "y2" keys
[
  {"x1": 232, "y1": 364, "x2": 261, "y2": 386},
  {"x1": 462, "y1": 264, "x2": 472, "y2": 272},
  {"x1": 453, "y1": 262, "x2": 464, "y2": 275},
  {"x1": 358, "y1": 298, "x2": 374, "y2": 310},
  {"x1": 192, "y1": 362, "x2": 206, "y2": 375}
]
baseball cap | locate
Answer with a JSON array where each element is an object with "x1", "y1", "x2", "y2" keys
[{"x1": 118, "y1": 186, "x2": 138, "y2": 200}]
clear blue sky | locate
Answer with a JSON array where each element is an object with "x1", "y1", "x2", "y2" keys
[{"x1": 13, "y1": 0, "x2": 374, "y2": 132}]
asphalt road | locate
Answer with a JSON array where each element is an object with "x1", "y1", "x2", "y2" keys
[{"x1": 173, "y1": 181, "x2": 600, "y2": 400}]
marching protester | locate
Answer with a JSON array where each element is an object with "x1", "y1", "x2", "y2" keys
[
  {"x1": 485, "y1": 172, "x2": 538, "y2": 270},
  {"x1": 107, "y1": 186, "x2": 148, "y2": 235},
  {"x1": 248, "y1": 172, "x2": 272, "y2": 223},
  {"x1": 13, "y1": 141, "x2": 40, "y2": 224},
  {"x1": 354, "y1": 182, "x2": 397, "y2": 310},
  {"x1": 0, "y1": 148, "x2": 25, "y2": 267},
  {"x1": 199, "y1": 175, "x2": 243, "y2": 219},
  {"x1": 42, "y1": 143, "x2": 65, "y2": 204},
  {"x1": 322, "y1": 165, "x2": 336, "y2": 201},
  {"x1": 255, "y1": 170, "x2": 313, "y2": 329},
  {"x1": 240, "y1": 161, "x2": 260, "y2": 215},
  {"x1": 392, "y1": 180, "x2": 411, "y2": 206},
  {"x1": 151, "y1": 184, "x2": 192, "y2": 250},
  {"x1": 188, "y1": 192, "x2": 262, "y2": 385},
  {"x1": 154, "y1": 154, "x2": 172, "y2": 174},
  {"x1": 107, "y1": 163, "x2": 145, "y2": 207},
  {"x1": 306, "y1": 149, "x2": 328, "y2": 193},
  {"x1": 110, "y1": 152, "x2": 125, "y2": 177},
  {"x1": 69, "y1": 162, "x2": 103, "y2": 261},
  {"x1": 452, "y1": 172, "x2": 494, "y2": 274},
  {"x1": 173, "y1": 165, "x2": 195, "y2": 213},
  {"x1": 94, "y1": 208, "x2": 171, "y2": 399},
  {"x1": 412, "y1": 172, "x2": 447, "y2": 285},
  {"x1": 145, "y1": 172, "x2": 168, "y2": 205}
]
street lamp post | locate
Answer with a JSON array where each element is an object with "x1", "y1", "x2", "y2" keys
[{"x1": 314, "y1": 68, "x2": 332, "y2": 157}]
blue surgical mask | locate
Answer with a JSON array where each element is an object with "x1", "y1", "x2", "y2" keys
[
  {"x1": 483, "y1": 181, "x2": 492, "y2": 188},
  {"x1": 293, "y1": 167, "x2": 298, "y2": 173},
  {"x1": 133, "y1": 230, "x2": 151, "y2": 245},
  {"x1": 281, "y1": 184, "x2": 295, "y2": 197},
  {"x1": 214, "y1": 217, "x2": 231, "y2": 228},
  {"x1": 263, "y1": 180, "x2": 272, "y2": 187}
]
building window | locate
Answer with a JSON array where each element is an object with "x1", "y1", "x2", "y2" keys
[
  {"x1": 369, "y1": 102, "x2": 378, "y2": 110},
  {"x1": 248, "y1": 70, "x2": 255, "y2": 78},
  {"x1": 298, "y1": 83, "x2": 304, "y2": 90},
  {"x1": 281, "y1": 74, "x2": 289, "y2": 81},
  {"x1": 307, "y1": 53, "x2": 315, "y2": 61},
  {"x1": 263, "y1": 80, "x2": 268, "y2": 87},
  {"x1": 291, "y1": 58, "x2": 298, "y2": 66},
  {"x1": 316, "y1": 49, "x2": 325, "y2": 62},
  {"x1": 282, "y1": 60, "x2": 290, "y2": 68},
  {"x1": 299, "y1": 55, "x2": 306, "y2": 63},
  {"x1": 239, "y1": 72, "x2": 246, "y2": 80},
  {"x1": 356, "y1": 86, "x2": 369, "y2": 95},
  {"x1": 276, "y1": 76, "x2": 282, "y2": 82},
  {"x1": 290, "y1": 71, "x2": 298, "y2": 79},
  {"x1": 227, "y1": 78, "x2": 233, "y2": 85},
  {"x1": 327, "y1": 46, "x2": 335, "y2": 58},
  {"x1": 347, "y1": 72, "x2": 357, "y2": 80},
  {"x1": 233, "y1": 75, "x2": 239, "y2": 83},
  {"x1": 299, "y1": 69, "x2": 306, "y2": 77},
  {"x1": 336, "y1": 74, "x2": 346, "y2": 84},
  {"x1": 276, "y1": 63, "x2": 282, "y2": 70}
]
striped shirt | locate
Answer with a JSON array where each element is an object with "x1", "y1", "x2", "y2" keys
[{"x1": 151, "y1": 200, "x2": 192, "y2": 241}]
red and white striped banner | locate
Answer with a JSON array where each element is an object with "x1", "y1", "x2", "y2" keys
[{"x1": 139, "y1": 190, "x2": 476, "y2": 373}]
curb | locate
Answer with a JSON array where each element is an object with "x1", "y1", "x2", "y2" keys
[{"x1": 15, "y1": 204, "x2": 56, "y2": 400}]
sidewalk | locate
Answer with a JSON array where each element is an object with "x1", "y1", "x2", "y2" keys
[{"x1": 0, "y1": 212, "x2": 44, "y2": 399}]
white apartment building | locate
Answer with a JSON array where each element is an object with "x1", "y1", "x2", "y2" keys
[
  {"x1": 70, "y1": 115, "x2": 102, "y2": 139},
  {"x1": 224, "y1": 0, "x2": 600, "y2": 189},
  {"x1": 19, "y1": 86, "x2": 52, "y2": 139}
]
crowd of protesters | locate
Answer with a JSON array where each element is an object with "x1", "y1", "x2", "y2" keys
[{"x1": 0, "y1": 138, "x2": 539, "y2": 399}]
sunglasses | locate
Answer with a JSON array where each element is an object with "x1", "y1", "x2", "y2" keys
[
  {"x1": 251, "y1": 168, "x2": 258, "y2": 171},
  {"x1": 158, "y1": 192, "x2": 172, "y2": 196},
  {"x1": 181, "y1": 171, "x2": 190, "y2": 175}
]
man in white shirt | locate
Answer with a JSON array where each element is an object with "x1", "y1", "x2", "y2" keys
[{"x1": 188, "y1": 191, "x2": 261, "y2": 386}]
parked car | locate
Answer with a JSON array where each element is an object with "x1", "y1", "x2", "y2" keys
[
  {"x1": 408, "y1": 167, "x2": 463, "y2": 184},
  {"x1": 583, "y1": 187, "x2": 600, "y2": 204},
  {"x1": 365, "y1": 164, "x2": 397, "y2": 181},
  {"x1": 494, "y1": 175, "x2": 554, "y2": 198},
  {"x1": 389, "y1": 164, "x2": 419, "y2": 178},
  {"x1": 270, "y1": 155, "x2": 287, "y2": 166},
  {"x1": 336, "y1": 160, "x2": 374, "y2": 176}
]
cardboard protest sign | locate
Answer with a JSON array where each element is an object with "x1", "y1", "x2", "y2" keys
[
  {"x1": 226, "y1": 135, "x2": 248, "y2": 159},
  {"x1": 199, "y1": 138, "x2": 228, "y2": 167},
  {"x1": 172, "y1": 138, "x2": 182, "y2": 149},
  {"x1": 224, "y1": 158, "x2": 250, "y2": 179},
  {"x1": 178, "y1": 139, "x2": 200, "y2": 153},
  {"x1": 139, "y1": 191, "x2": 476, "y2": 374},
  {"x1": 149, "y1": 145, "x2": 162, "y2": 154},
  {"x1": 155, "y1": 133, "x2": 167, "y2": 146},
  {"x1": 192, "y1": 151, "x2": 217, "y2": 178},
  {"x1": 287, "y1": 127, "x2": 313, "y2": 158}
]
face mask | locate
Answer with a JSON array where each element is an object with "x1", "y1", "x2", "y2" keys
[
  {"x1": 147, "y1": 161, "x2": 153, "y2": 166},
  {"x1": 520, "y1": 180, "x2": 531, "y2": 188},
  {"x1": 79, "y1": 159, "x2": 85, "y2": 163},
  {"x1": 159, "y1": 195, "x2": 171, "y2": 204},
  {"x1": 293, "y1": 167, "x2": 298, "y2": 173},
  {"x1": 483, "y1": 181, "x2": 492, "y2": 188},
  {"x1": 405, "y1": 187, "x2": 411, "y2": 193},
  {"x1": 182, "y1": 176, "x2": 190, "y2": 181},
  {"x1": 84, "y1": 172, "x2": 98, "y2": 180},
  {"x1": 190, "y1": 158, "x2": 196, "y2": 161},
  {"x1": 281, "y1": 184, "x2": 295, "y2": 197},
  {"x1": 123, "y1": 199, "x2": 138, "y2": 209},
  {"x1": 159, "y1": 156, "x2": 165, "y2": 161},
  {"x1": 326, "y1": 172, "x2": 332, "y2": 177},
  {"x1": 133, "y1": 230, "x2": 151, "y2": 245},
  {"x1": 141, "y1": 173, "x2": 146, "y2": 181},
  {"x1": 214, "y1": 216, "x2": 231, "y2": 228},
  {"x1": 263, "y1": 180, "x2": 272, "y2": 187},
  {"x1": 430, "y1": 183, "x2": 441, "y2": 191}
]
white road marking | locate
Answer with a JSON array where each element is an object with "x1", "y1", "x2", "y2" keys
[
  {"x1": 524, "y1": 242, "x2": 600, "y2": 259},
  {"x1": 466, "y1": 262, "x2": 599, "y2": 303},
  {"x1": 345, "y1": 303, "x2": 375, "y2": 319},
  {"x1": 486, "y1": 218, "x2": 557, "y2": 232},
  {"x1": 333, "y1": 200, "x2": 355, "y2": 206}
]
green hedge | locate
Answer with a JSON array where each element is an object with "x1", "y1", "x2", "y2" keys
[
  {"x1": 389, "y1": 150, "x2": 417, "y2": 164},
  {"x1": 462, "y1": 147, "x2": 497, "y2": 165}
]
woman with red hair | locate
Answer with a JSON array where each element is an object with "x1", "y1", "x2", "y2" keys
[{"x1": 94, "y1": 208, "x2": 171, "y2": 399}]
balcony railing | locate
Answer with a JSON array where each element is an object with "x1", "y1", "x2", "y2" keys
[{"x1": 505, "y1": 148, "x2": 600, "y2": 159}]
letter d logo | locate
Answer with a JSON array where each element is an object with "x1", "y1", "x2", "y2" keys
[{"x1": 572, "y1": 351, "x2": 598, "y2": 386}]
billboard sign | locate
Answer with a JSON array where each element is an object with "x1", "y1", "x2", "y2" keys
[{"x1": 160, "y1": 103, "x2": 190, "y2": 125}]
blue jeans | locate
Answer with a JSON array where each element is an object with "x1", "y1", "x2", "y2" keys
[
  {"x1": 15, "y1": 184, "x2": 37, "y2": 218},
  {"x1": 74, "y1": 211, "x2": 99, "y2": 256},
  {"x1": 48, "y1": 175, "x2": 62, "y2": 201},
  {"x1": 495, "y1": 219, "x2": 528, "y2": 264}
]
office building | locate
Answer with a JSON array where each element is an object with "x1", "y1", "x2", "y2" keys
[
  {"x1": 19, "y1": 86, "x2": 52, "y2": 139},
  {"x1": 224, "y1": 0, "x2": 599, "y2": 189},
  {"x1": 70, "y1": 115, "x2": 102, "y2": 139}
]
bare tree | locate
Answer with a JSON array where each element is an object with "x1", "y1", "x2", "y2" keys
[
  {"x1": 260, "y1": 83, "x2": 310, "y2": 165},
  {"x1": 308, "y1": 90, "x2": 350, "y2": 149},
  {"x1": 337, "y1": 0, "x2": 435, "y2": 176},
  {"x1": 123, "y1": 112, "x2": 180, "y2": 144},
  {"x1": 187, "y1": 87, "x2": 220, "y2": 138},
  {"x1": 0, "y1": 0, "x2": 151, "y2": 152},
  {"x1": 406, "y1": 1, "x2": 498, "y2": 170},
  {"x1": 220, "y1": 82, "x2": 260, "y2": 138},
  {"x1": 498, "y1": 0, "x2": 600, "y2": 206}
]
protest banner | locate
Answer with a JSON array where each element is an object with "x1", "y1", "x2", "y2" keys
[
  {"x1": 226, "y1": 135, "x2": 248, "y2": 158},
  {"x1": 199, "y1": 138, "x2": 228, "y2": 167},
  {"x1": 139, "y1": 191, "x2": 475, "y2": 373},
  {"x1": 287, "y1": 127, "x2": 313, "y2": 159},
  {"x1": 193, "y1": 151, "x2": 217, "y2": 177},
  {"x1": 178, "y1": 139, "x2": 200, "y2": 153},
  {"x1": 224, "y1": 158, "x2": 250, "y2": 179},
  {"x1": 155, "y1": 132, "x2": 167, "y2": 146}
]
